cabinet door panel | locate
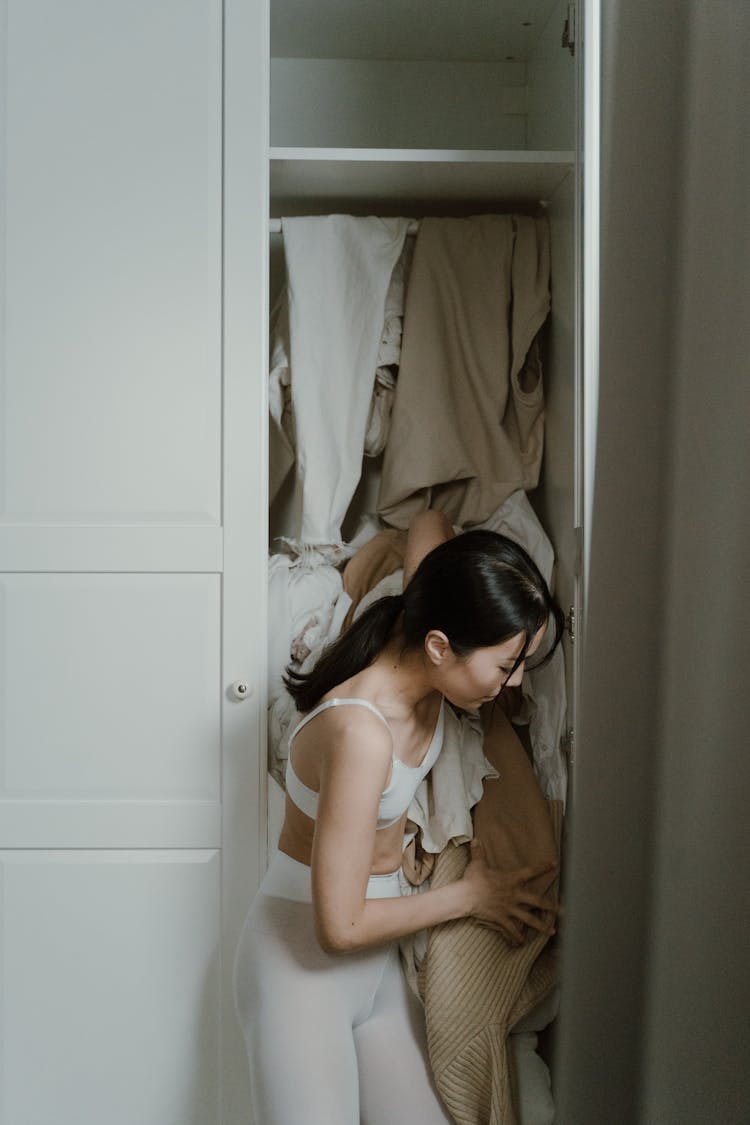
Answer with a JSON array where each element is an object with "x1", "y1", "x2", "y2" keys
[
  {"x1": 0, "y1": 573, "x2": 221, "y2": 847},
  {"x1": 0, "y1": 0, "x2": 267, "y2": 1118},
  {"x1": 1, "y1": 0, "x2": 222, "y2": 523},
  {"x1": 1, "y1": 850, "x2": 221, "y2": 1125}
]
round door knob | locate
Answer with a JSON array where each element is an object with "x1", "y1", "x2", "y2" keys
[{"x1": 230, "y1": 680, "x2": 252, "y2": 701}]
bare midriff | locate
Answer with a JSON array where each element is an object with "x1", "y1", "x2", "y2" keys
[{"x1": 277, "y1": 795, "x2": 407, "y2": 875}]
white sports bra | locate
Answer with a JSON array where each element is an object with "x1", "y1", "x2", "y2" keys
[{"x1": 285, "y1": 697, "x2": 445, "y2": 830}]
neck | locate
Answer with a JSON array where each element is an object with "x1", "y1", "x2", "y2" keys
[{"x1": 367, "y1": 637, "x2": 438, "y2": 713}]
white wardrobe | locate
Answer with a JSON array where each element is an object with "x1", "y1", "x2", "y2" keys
[{"x1": 0, "y1": 2, "x2": 597, "y2": 1123}]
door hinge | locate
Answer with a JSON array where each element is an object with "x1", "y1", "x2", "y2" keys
[
  {"x1": 562, "y1": 3, "x2": 576, "y2": 55},
  {"x1": 561, "y1": 728, "x2": 576, "y2": 759},
  {"x1": 565, "y1": 605, "x2": 576, "y2": 643}
]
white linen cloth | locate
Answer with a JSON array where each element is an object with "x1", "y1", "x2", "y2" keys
[
  {"x1": 365, "y1": 236, "x2": 415, "y2": 456},
  {"x1": 267, "y1": 550, "x2": 346, "y2": 703},
  {"x1": 270, "y1": 231, "x2": 413, "y2": 476},
  {"x1": 267, "y1": 518, "x2": 388, "y2": 789},
  {"x1": 270, "y1": 215, "x2": 410, "y2": 548}
]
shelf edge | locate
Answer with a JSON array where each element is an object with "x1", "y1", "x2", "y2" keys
[{"x1": 270, "y1": 147, "x2": 575, "y2": 165}]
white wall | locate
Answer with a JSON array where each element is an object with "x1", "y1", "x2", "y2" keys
[
  {"x1": 527, "y1": 0, "x2": 576, "y2": 149},
  {"x1": 270, "y1": 59, "x2": 527, "y2": 149}
]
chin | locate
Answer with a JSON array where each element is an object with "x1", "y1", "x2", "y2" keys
[
  {"x1": 442, "y1": 691, "x2": 469, "y2": 711},
  {"x1": 445, "y1": 694, "x2": 483, "y2": 713}
]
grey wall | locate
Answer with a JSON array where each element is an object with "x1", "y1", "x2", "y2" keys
[{"x1": 555, "y1": 3, "x2": 750, "y2": 1122}]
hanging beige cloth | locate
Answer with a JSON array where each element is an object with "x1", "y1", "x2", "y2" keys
[{"x1": 378, "y1": 215, "x2": 550, "y2": 529}]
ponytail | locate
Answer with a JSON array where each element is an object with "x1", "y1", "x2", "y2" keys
[{"x1": 284, "y1": 594, "x2": 404, "y2": 713}]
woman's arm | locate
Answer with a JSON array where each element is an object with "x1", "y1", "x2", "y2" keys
[
  {"x1": 311, "y1": 713, "x2": 557, "y2": 954},
  {"x1": 402, "y1": 509, "x2": 455, "y2": 587}
]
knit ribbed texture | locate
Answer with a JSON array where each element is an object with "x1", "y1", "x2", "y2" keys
[{"x1": 419, "y1": 801, "x2": 563, "y2": 1125}]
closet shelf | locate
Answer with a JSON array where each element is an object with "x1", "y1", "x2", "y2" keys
[{"x1": 269, "y1": 148, "x2": 575, "y2": 214}]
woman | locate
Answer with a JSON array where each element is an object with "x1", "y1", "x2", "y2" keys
[{"x1": 234, "y1": 510, "x2": 564, "y2": 1124}]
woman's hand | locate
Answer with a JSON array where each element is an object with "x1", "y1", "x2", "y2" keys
[{"x1": 461, "y1": 837, "x2": 559, "y2": 946}]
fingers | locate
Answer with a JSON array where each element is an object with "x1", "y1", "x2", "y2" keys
[
  {"x1": 480, "y1": 917, "x2": 549, "y2": 946},
  {"x1": 517, "y1": 860, "x2": 559, "y2": 882},
  {"x1": 517, "y1": 892, "x2": 560, "y2": 914},
  {"x1": 510, "y1": 907, "x2": 557, "y2": 935}
]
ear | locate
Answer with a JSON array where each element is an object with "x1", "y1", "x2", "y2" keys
[{"x1": 424, "y1": 629, "x2": 453, "y2": 667}]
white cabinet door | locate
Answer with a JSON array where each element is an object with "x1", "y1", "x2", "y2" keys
[{"x1": 0, "y1": 2, "x2": 268, "y2": 1121}]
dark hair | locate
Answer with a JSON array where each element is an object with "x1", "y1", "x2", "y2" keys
[{"x1": 284, "y1": 529, "x2": 565, "y2": 712}]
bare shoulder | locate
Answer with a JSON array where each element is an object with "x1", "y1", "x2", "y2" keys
[
  {"x1": 315, "y1": 702, "x2": 393, "y2": 765},
  {"x1": 295, "y1": 700, "x2": 392, "y2": 762},
  {"x1": 312, "y1": 704, "x2": 394, "y2": 801}
]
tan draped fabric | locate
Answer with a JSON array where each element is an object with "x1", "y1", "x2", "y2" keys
[
  {"x1": 377, "y1": 215, "x2": 550, "y2": 530},
  {"x1": 416, "y1": 707, "x2": 563, "y2": 1125},
  {"x1": 418, "y1": 838, "x2": 560, "y2": 1125}
]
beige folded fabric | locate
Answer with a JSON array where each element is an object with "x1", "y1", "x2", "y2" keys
[
  {"x1": 417, "y1": 705, "x2": 562, "y2": 1125},
  {"x1": 378, "y1": 215, "x2": 550, "y2": 530},
  {"x1": 419, "y1": 799, "x2": 563, "y2": 1125},
  {"x1": 474, "y1": 706, "x2": 559, "y2": 927}
]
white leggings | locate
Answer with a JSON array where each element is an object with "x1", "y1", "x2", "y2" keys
[{"x1": 233, "y1": 851, "x2": 453, "y2": 1125}]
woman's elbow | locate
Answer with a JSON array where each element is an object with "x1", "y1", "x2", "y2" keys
[{"x1": 314, "y1": 915, "x2": 360, "y2": 955}]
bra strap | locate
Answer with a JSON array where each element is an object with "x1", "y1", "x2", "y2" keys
[{"x1": 288, "y1": 697, "x2": 392, "y2": 745}]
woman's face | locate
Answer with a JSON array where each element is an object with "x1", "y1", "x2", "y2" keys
[{"x1": 435, "y1": 624, "x2": 547, "y2": 710}]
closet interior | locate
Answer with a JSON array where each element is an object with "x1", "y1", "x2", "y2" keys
[
  {"x1": 267, "y1": 0, "x2": 580, "y2": 783},
  {"x1": 265, "y1": 0, "x2": 581, "y2": 1102}
]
